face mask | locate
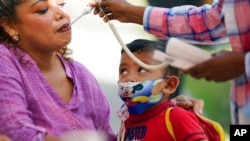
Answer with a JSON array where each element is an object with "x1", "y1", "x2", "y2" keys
[{"x1": 118, "y1": 79, "x2": 164, "y2": 115}]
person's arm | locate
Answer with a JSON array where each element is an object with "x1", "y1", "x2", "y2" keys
[
  {"x1": 89, "y1": 0, "x2": 226, "y2": 43},
  {"x1": 182, "y1": 50, "x2": 245, "y2": 82},
  {"x1": 172, "y1": 95, "x2": 204, "y2": 115},
  {"x1": 89, "y1": 0, "x2": 145, "y2": 24},
  {"x1": 143, "y1": 0, "x2": 226, "y2": 42},
  {"x1": 0, "y1": 47, "x2": 47, "y2": 141}
]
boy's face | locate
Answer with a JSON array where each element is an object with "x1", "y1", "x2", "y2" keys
[{"x1": 119, "y1": 50, "x2": 166, "y2": 83}]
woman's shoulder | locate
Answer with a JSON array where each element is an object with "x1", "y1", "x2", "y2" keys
[
  {"x1": 0, "y1": 44, "x2": 16, "y2": 63},
  {"x1": 0, "y1": 44, "x2": 11, "y2": 54}
]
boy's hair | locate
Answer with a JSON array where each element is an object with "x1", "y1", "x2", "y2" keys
[{"x1": 122, "y1": 39, "x2": 181, "y2": 78}]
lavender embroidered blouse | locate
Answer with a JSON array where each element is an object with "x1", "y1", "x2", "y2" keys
[{"x1": 0, "y1": 44, "x2": 116, "y2": 141}]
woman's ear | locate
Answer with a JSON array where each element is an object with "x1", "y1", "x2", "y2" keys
[
  {"x1": 162, "y1": 76, "x2": 179, "y2": 95},
  {"x1": 1, "y1": 22, "x2": 18, "y2": 36}
]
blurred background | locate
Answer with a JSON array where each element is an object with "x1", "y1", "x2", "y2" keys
[{"x1": 65, "y1": 0, "x2": 230, "y2": 139}]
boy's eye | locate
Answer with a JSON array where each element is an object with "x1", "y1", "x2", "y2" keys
[
  {"x1": 139, "y1": 68, "x2": 147, "y2": 73},
  {"x1": 120, "y1": 69, "x2": 128, "y2": 75}
]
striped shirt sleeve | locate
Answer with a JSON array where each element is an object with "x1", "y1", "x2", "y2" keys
[{"x1": 143, "y1": 0, "x2": 227, "y2": 43}]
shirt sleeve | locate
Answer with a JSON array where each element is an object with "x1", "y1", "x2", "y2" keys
[
  {"x1": 143, "y1": 0, "x2": 227, "y2": 43},
  {"x1": 0, "y1": 48, "x2": 47, "y2": 141}
]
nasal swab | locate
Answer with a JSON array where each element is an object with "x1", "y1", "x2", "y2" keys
[
  {"x1": 97, "y1": 2, "x2": 169, "y2": 70},
  {"x1": 71, "y1": 6, "x2": 93, "y2": 25},
  {"x1": 71, "y1": 0, "x2": 102, "y2": 25},
  {"x1": 71, "y1": 0, "x2": 169, "y2": 70}
]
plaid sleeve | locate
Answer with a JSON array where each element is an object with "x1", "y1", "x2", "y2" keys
[{"x1": 143, "y1": 0, "x2": 227, "y2": 43}]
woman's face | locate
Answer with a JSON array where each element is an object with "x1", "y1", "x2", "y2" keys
[{"x1": 14, "y1": 0, "x2": 71, "y2": 53}]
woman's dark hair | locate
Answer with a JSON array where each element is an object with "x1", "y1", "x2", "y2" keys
[
  {"x1": 0, "y1": 0, "x2": 71, "y2": 58},
  {"x1": 0, "y1": 0, "x2": 22, "y2": 45}
]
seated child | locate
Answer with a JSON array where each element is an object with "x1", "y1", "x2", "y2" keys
[{"x1": 117, "y1": 39, "x2": 208, "y2": 141}]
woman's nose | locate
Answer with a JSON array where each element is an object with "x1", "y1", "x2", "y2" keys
[
  {"x1": 55, "y1": 8, "x2": 65, "y2": 20},
  {"x1": 49, "y1": 0, "x2": 66, "y2": 20}
]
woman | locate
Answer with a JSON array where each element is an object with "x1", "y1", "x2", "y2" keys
[{"x1": 0, "y1": 0, "x2": 116, "y2": 140}]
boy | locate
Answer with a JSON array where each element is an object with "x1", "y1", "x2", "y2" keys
[{"x1": 117, "y1": 39, "x2": 208, "y2": 141}]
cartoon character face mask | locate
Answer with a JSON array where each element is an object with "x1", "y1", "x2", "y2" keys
[{"x1": 118, "y1": 79, "x2": 164, "y2": 115}]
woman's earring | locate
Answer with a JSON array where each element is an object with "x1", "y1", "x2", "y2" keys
[{"x1": 12, "y1": 35, "x2": 20, "y2": 42}]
